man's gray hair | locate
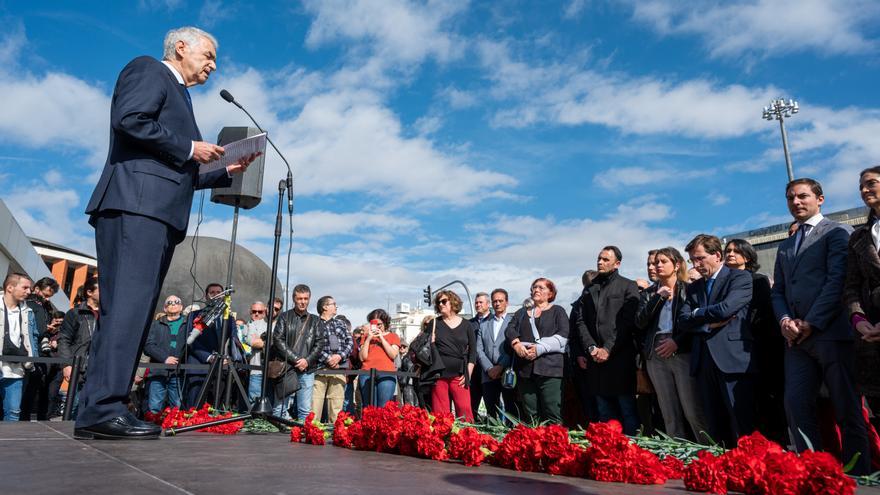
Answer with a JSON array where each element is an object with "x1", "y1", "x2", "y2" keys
[
  {"x1": 163, "y1": 26, "x2": 218, "y2": 61},
  {"x1": 475, "y1": 292, "x2": 490, "y2": 300}
]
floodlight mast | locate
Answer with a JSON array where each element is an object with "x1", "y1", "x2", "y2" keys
[{"x1": 762, "y1": 98, "x2": 799, "y2": 182}]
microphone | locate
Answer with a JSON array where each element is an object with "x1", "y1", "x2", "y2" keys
[
  {"x1": 522, "y1": 298, "x2": 535, "y2": 310},
  {"x1": 219, "y1": 89, "x2": 294, "y2": 214}
]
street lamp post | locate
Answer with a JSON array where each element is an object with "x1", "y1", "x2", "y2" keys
[{"x1": 762, "y1": 98, "x2": 799, "y2": 182}]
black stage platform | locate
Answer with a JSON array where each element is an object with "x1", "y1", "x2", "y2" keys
[{"x1": 2, "y1": 422, "x2": 877, "y2": 495}]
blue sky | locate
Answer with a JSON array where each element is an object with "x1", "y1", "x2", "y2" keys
[{"x1": 1, "y1": 0, "x2": 879, "y2": 318}]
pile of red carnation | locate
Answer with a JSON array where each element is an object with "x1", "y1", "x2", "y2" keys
[
  {"x1": 330, "y1": 404, "x2": 673, "y2": 485},
  {"x1": 143, "y1": 403, "x2": 243, "y2": 434},
  {"x1": 683, "y1": 431, "x2": 856, "y2": 495},
  {"x1": 290, "y1": 412, "x2": 328, "y2": 445}
]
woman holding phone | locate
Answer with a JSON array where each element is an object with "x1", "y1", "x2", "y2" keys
[{"x1": 358, "y1": 309, "x2": 400, "y2": 407}]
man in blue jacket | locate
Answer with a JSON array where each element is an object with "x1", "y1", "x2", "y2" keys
[
  {"x1": 678, "y1": 234, "x2": 755, "y2": 446},
  {"x1": 75, "y1": 27, "x2": 257, "y2": 440}
]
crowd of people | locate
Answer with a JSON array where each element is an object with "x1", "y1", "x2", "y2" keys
[{"x1": 2, "y1": 170, "x2": 880, "y2": 474}]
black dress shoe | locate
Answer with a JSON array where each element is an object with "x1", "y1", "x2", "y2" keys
[{"x1": 74, "y1": 413, "x2": 161, "y2": 440}]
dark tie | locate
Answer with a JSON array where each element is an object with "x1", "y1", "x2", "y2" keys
[
  {"x1": 705, "y1": 278, "x2": 715, "y2": 300},
  {"x1": 795, "y1": 223, "x2": 810, "y2": 254},
  {"x1": 182, "y1": 85, "x2": 193, "y2": 114}
]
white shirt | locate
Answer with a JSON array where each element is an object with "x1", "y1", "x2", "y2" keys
[
  {"x1": 491, "y1": 314, "x2": 505, "y2": 342},
  {"x1": 1, "y1": 304, "x2": 25, "y2": 378},
  {"x1": 161, "y1": 60, "x2": 195, "y2": 160},
  {"x1": 795, "y1": 213, "x2": 824, "y2": 252}
]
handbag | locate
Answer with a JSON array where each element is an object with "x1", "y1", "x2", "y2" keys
[
  {"x1": 266, "y1": 314, "x2": 310, "y2": 379},
  {"x1": 636, "y1": 351, "x2": 655, "y2": 395}
]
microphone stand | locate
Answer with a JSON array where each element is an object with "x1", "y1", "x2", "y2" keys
[
  {"x1": 165, "y1": 180, "x2": 298, "y2": 434},
  {"x1": 163, "y1": 90, "x2": 300, "y2": 435}
]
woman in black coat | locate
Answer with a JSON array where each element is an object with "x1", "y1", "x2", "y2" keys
[
  {"x1": 844, "y1": 166, "x2": 880, "y2": 409},
  {"x1": 724, "y1": 238, "x2": 787, "y2": 443}
]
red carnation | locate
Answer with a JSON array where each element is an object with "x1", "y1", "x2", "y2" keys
[
  {"x1": 760, "y1": 450, "x2": 807, "y2": 495},
  {"x1": 289, "y1": 426, "x2": 304, "y2": 442},
  {"x1": 661, "y1": 455, "x2": 685, "y2": 479},
  {"x1": 683, "y1": 451, "x2": 728, "y2": 494},
  {"x1": 799, "y1": 451, "x2": 855, "y2": 495}
]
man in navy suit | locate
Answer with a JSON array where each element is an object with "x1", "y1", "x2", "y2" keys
[
  {"x1": 476, "y1": 288, "x2": 516, "y2": 420},
  {"x1": 75, "y1": 27, "x2": 258, "y2": 439},
  {"x1": 771, "y1": 178, "x2": 870, "y2": 474},
  {"x1": 678, "y1": 234, "x2": 755, "y2": 446}
]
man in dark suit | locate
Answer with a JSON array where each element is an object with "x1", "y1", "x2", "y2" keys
[
  {"x1": 476, "y1": 288, "x2": 516, "y2": 420},
  {"x1": 576, "y1": 246, "x2": 640, "y2": 435},
  {"x1": 75, "y1": 27, "x2": 257, "y2": 439},
  {"x1": 771, "y1": 178, "x2": 870, "y2": 474},
  {"x1": 678, "y1": 234, "x2": 755, "y2": 446}
]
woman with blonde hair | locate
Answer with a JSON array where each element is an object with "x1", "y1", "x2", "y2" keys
[{"x1": 635, "y1": 247, "x2": 708, "y2": 441}]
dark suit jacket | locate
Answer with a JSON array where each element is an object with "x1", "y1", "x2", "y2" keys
[
  {"x1": 771, "y1": 217, "x2": 853, "y2": 341},
  {"x1": 678, "y1": 265, "x2": 754, "y2": 374},
  {"x1": 85, "y1": 56, "x2": 231, "y2": 233},
  {"x1": 575, "y1": 270, "x2": 640, "y2": 395}
]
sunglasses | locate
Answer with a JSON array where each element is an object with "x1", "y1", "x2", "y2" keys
[
  {"x1": 438, "y1": 299, "x2": 450, "y2": 305},
  {"x1": 165, "y1": 300, "x2": 181, "y2": 306},
  {"x1": 251, "y1": 309, "x2": 266, "y2": 314}
]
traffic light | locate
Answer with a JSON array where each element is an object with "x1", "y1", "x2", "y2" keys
[{"x1": 423, "y1": 285, "x2": 432, "y2": 305}]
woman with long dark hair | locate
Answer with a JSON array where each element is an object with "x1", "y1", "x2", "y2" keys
[
  {"x1": 724, "y1": 238, "x2": 787, "y2": 443},
  {"x1": 844, "y1": 166, "x2": 880, "y2": 411}
]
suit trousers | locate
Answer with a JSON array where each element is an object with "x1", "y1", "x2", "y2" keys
[
  {"x1": 646, "y1": 352, "x2": 710, "y2": 442},
  {"x1": 76, "y1": 212, "x2": 181, "y2": 428},
  {"x1": 482, "y1": 378, "x2": 519, "y2": 420},
  {"x1": 311, "y1": 373, "x2": 346, "y2": 423},
  {"x1": 696, "y1": 341, "x2": 756, "y2": 446},
  {"x1": 784, "y1": 339, "x2": 871, "y2": 475}
]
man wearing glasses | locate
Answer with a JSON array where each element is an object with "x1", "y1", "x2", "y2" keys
[
  {"x1": 143, "y1": 296, "x2": 186, "y2": 414},
  {"x1": 244, "y1": 301, "x2": 268, "y2": 402}
]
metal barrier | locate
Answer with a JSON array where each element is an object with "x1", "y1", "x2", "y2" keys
[{"x1": 0, "y1": 354, "x2": 418, "y2": 419}]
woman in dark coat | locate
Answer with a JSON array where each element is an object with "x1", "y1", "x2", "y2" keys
[
  {"x1": 844, "y1": 166, "x2": 880, "y2": 407},
  {"x1": 507, "y1": 277, "x2": 569, "y2": 423},
  {"x1": 724, "y1": 238, "x2": 787, "y2": 444}
]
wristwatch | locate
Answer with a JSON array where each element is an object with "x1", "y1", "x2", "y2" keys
[{"x1": 588, "y1": 345, "x2": 597, "y2": 354}]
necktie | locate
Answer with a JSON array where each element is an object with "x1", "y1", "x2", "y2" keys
[
  {"x1": 705, "y1": 278, "x2": 715, "y2": 300},
  {"x1": 182, "y1": 85, "x2": 193, "y2": 114},
  {"x1": 795, "y1": 223, "x2": 811, "y2": 254}
]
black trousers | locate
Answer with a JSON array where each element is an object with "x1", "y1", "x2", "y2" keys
[
  {"x1": 482, "y1": 378, "x2": 519, "y2": 420},
  {"x1": 696, "y1": 342, "x2": 755, "y2": 447},
  {"x1": 784, "y1": 339, "x2": 871, "y2": 475},
  {"x1": 75, "y1": 212, "x2": 182, "y2": 428}
]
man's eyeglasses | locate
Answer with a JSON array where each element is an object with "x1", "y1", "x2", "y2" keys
[
  {"x1": 251, "y1": 309, "x2": 266, "y2": 315},
  {"x1": 165, "y1": 300, "x2": 181, "y2": 306}
]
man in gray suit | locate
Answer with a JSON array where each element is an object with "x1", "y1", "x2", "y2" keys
[
  {"x1": 476, "y1": 289, "x2": 516, "y2": 420},
  {"x1": 771, "y1": 177, "x2": 870, "y2": 474}
]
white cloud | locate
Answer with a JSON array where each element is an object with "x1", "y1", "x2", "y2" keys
[
  {"x1": 479, "y1": 40, "x2": 779, "y2": 137},
  {"x1": 4, "y1": 186, "x2": 94, "y2": 254},
  {"x1": 439, "y1": 86, "x2": 478, "y2": 109},
  {"x1": 563, "y1": 0, "x2": 588, "y2": 19},
  {"x1": 593, "y1": 166, "x2": 711, "y2": 189},
  {"x1": 626, "y1": 0, "x2": 879, "y2": 59},
  {"x1": 709, "y1": 193, "x2": 730, "y2": 206},
  {"x1": 198, "y1": 0, "x2": 235, "y2": 28},
  {"x1": 302, "y1": 0, "x2": 468, "y2": 64},
  {"x1": 189, "y1": 210, "x2": 419, "y2": 241},
  {"x1": 194, "y1": 69, "x2": 517, "y2": 205}
]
